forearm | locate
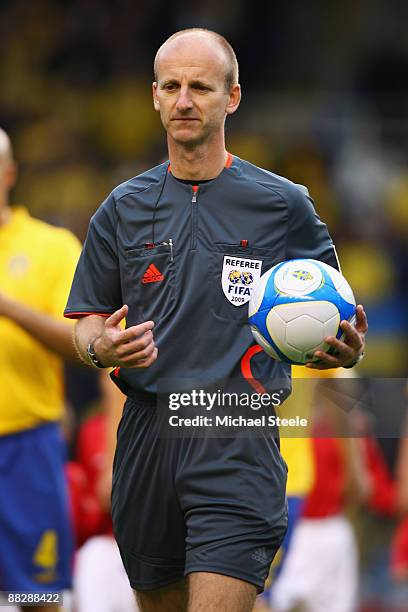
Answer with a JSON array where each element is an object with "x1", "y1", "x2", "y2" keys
[
  {"x1": 101, "y1": 371, "x2": 125, "y2": 465},
  {"x1": 74, "y1": 315, "x2": 107, "y2": 365},
  {"x1": 1, "y1": 297, "x2": 78, "y2": 362},
  {"x1": 97, "y1": 371, "x2": 126, "y2": 510},
  {"x1": 345, "y1": 437, "x2": 372, "y2": 503}
]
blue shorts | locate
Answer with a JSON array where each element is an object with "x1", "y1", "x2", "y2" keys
[
  {"x1": 0, "y1": 423, "x2": 73, "y2": 591},
  {"x1": 112, "y1": 395, "x2": 288, "y2": 593}
]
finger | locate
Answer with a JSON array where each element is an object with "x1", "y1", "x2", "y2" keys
[
  {"x1": 118, "y1": 321, "x2": 155, "y2": 343},
  {"x1": 119, "y1": 338, "x2": 156, "y2": 361},
  {"x1": 315, "y1": 349, "x2": 344, "y2": 364},
  {"x1": 338, "y1": 321, "x2": 364, "y2": 350},
  {"x1": 105, "y1": 305, "x2": 128, "y2": 328},
  {"x1": 305, "y1": 361, "x2": 338, "y2": 370},
  {"x1": 307, "y1": 350, "x2": 342, "y2": 367},
  {"x1": 323, "y1": 336, "x2": 356, "y2": 361},
  {"x1": 135, "y1": 347, "x2": 159, "y2": 368},
  {"x1": 355, "y1": 305, "x2": 368, "y2": 334},
  {"x1": 127, "y1": 347, "x2": 158, "y2": 369},
  {"x1": 116, "y1": 331, "x2": 154, "y2": 357}
]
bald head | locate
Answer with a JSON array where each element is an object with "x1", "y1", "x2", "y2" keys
[
  {"x1": 0, "y1": 128, "x2": 13, "y2": 164},
  {"x1": 154, "y1": 28, "x2": 239, "y2": 92},
  {"x1": 0, "y1": 128, "x2": 17, "y2": 206}
]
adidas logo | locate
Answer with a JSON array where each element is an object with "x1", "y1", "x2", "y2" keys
[
  {"x1": 251, "y1": 547, "x2": 268, "y2": 563},
  {"x1": 142, "y1": 263, "x2": 164, "y2": 284}
]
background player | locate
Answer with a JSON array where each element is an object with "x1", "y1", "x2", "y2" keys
[
  {"x1": 67, "y1": 371, "x2": 138, "y2": 612},
  {"x1": 0, "y1": 128, "x2": 81, "y2": 611}
]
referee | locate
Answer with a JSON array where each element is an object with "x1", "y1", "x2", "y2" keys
[{"x1": 65, "y1": 29, "x2": 367, "y2": 612}]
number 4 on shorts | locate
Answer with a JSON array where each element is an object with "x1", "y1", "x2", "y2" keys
[{"x1": 33, "y1": 529, "x2": 58, "y2": 570}]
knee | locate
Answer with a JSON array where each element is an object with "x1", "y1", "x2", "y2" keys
[{"x1": 135, "y1": 579, "x2": 188, "y2": 612}]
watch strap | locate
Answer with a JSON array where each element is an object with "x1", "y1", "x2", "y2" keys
[{"x1": 86, "y1": 341, "x2": 105, "y2": 368}]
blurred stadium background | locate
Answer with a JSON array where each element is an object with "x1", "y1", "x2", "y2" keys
[{"x1": 1, "y1": 0, "x2": 407, "y2": 610}]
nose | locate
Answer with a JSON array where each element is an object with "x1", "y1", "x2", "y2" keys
[{"x1": 176, "y1": 85, "x2": 193, "y2": 112}]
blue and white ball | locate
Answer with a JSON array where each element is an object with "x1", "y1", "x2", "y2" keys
[{"x1": 248, "y1": 259, "x2": 356, "y2": 364}]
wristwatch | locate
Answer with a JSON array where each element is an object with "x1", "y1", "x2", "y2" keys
[
  {"x1": 86, "y1": 340, "x2": 105, "y2": 368},
  {"x1": 343, "y1": 351, "x2": 365, "y2": 369}
]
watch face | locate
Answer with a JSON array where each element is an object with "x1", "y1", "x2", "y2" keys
[{"x1": 87, "y1": 342, "x2": 104, "y2": 368}]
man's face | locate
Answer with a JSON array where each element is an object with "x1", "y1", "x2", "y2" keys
[
  {"x1": 153, "y1": 35, "x2": 240, "y2": 146},
  {"x1": 0, "y1": 155, "x2": 16, "y2": 204}
]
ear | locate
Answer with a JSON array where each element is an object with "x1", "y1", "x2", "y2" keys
[
  {"x1": 4, "y1": 161, "x2": 17, "y2": 191},
  {"x1": 226, "y1": 84, "x2": 241, "y2": 116},
  {"x1": 152, "y1": 82, "x2": 160, "y2": 111}
]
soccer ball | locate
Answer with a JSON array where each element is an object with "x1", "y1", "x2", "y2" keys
[{"x1": 248, "y1": 259, "x2": 356, "y2": 364}]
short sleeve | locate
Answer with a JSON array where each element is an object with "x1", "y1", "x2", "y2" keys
[
  {"x1": 64, "y1": 194, "x2": 122, "y2": 318},
  {"x1": 47, "y1": 230, "x2": 82, "y2": 321},
  {"x1": 286, "y1": 184, "x2": 340, "y2": 270}
]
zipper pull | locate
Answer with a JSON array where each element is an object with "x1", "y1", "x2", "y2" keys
[
  {"x1": 161, "y1": 239, "x2": 174, "y2": 261},
  {"x1": 192, "y1": 185, "x2": 199, "y2": 203}
]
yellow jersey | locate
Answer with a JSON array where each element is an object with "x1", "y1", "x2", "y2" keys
[
  {"x1": 280, "y1": 366, "x2": 350, "y2": 497},
  {"x1": 279, "y1": 366, "x2": 314, "y2": 497},
  {"x1": 0, "y1": 207, "x2": 81, "y2": 434},
  {"x1": 279, "y1": 366, "x2": 329, "y2": 496}
]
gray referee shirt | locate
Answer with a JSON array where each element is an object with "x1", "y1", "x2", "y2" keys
[{"x1": 64, "y1": 155, "x2": 339, "y2": 395}]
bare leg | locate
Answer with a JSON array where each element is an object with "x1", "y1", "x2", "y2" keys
[
  {"x1": 135, "y1": 579, "x2": 188, "y2": 612},
  {"x1": 253, "y1": 594, "x2": 271, "y2": 611},
  {"x1": 187, "y1": 572, "x2": 257, "y2": 612}
]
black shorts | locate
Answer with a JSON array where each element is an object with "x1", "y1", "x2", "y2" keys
[{"x1": 112, "y1": 394, "x2": 288, "y2": 592}]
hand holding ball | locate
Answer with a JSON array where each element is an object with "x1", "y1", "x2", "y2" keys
[{"x1": 248, "y1": 259, "x2": 356, "y2": 365}]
